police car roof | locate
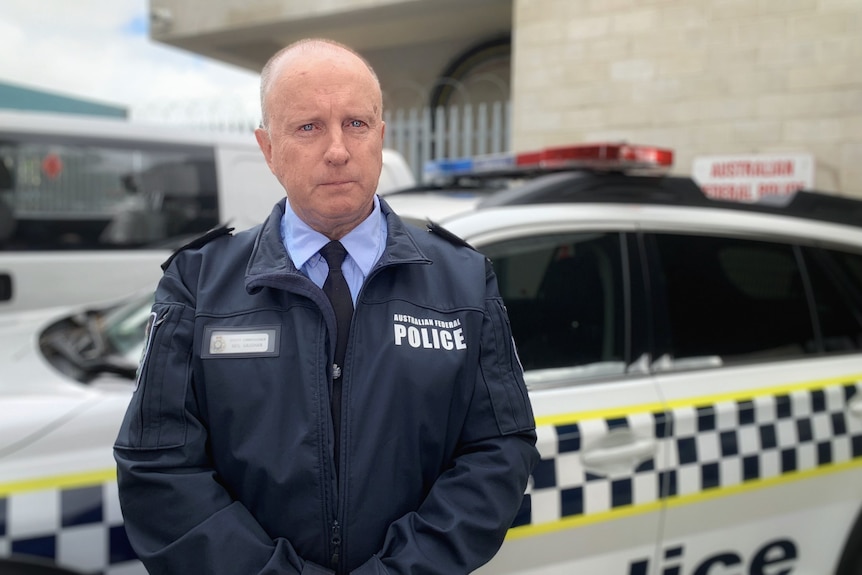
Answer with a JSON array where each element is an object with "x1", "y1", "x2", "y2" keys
[
  {"x1": 417, "y1": 142, "x2": 862, "y2": 230},
  {"x1": 460, "y1": 169, "x2": 862, "y2": 230}
]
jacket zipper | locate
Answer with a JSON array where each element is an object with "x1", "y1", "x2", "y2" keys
[
  {"x1": 331, "y1": 366, "x2": 343, "y2": 570},
  {"x1": 330, "y1": 519, "x2": 342, "y2": 568},
  {"x1": 330, "y1": 306, "x2": 346, "y2": 572}
]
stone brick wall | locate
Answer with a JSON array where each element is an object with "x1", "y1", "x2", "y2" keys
[{"x1": 512, "y1": 0, "x2": 862, "y2": 195}]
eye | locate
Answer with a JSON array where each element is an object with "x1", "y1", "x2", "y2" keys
[
  {"x1": 299, "y1": 124, "x2": 314, "y2": 132},
  {"x1": 349, "y1": 120, "x2": 366, "y2": 128}
]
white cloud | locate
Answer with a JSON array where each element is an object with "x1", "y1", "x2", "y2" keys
[{"x1": 0, "y1": 0, "x2": 261, "y2": 122}]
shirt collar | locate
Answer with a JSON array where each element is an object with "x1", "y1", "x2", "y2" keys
[{"x1": 280, "y1": 195, "x2": 384, "y2": 277}]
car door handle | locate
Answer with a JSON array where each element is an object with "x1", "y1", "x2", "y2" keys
[{"x1": 580, "y1": 429, "x2": 657, "y2": 477}]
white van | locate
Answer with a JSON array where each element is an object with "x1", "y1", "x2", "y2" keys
[{"x1": 0, "y1": 111, "x2": 415, "y2": 312}]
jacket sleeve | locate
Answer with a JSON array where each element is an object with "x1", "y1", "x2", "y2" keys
[
  {"x1": 351, "y1": 259, "x2": 540, "y2": 575},
  {"x1": 113, "y1": 267, "x2": 333, "y2": 575}
]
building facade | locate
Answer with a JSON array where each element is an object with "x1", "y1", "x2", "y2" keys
[{"x1": 148, "y1": 0, "x2": 862, "y2": 195}]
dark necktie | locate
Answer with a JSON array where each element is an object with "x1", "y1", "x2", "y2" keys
[{"x1": 319, "y1": 240, "x2": 353, "y2": 475}]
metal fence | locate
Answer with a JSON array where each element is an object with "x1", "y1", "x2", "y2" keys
[
  {"x1": 384, "y1": 101, "x2": 511, "y2": 181},
  {"x1": 134, "y1": 100, "x2": 512, "y2": 182}
]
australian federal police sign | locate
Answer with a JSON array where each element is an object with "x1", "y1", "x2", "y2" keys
[
  {"x1": 393, "y1": 313, "x2": 467, "y2": 350},
  {"x1": 692, "y1": 153, "x2": 814, "y2": 203}
]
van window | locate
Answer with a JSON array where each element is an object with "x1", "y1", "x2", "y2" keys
[
  {"x1": 482, "y1": 232, "x2": 626, "y2": 376},
  {"x1": 0, "y1": 134, "x2": 219, "y2": 250},
  {"x1": 653, "y1": 234, "x2": 816, "y2": 363}
]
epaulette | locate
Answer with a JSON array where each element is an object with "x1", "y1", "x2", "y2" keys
[
  {"x1": 426, "y1": 220, "x2": 477, "y2": 251},
  {"x1": 161, "y1": 223, "x2": 235, "y2": 271}
]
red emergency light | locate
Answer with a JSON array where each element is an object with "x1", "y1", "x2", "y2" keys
[
  {"x1": 423, "y1": 142, "x2": 674, "y2": 181},
  {"x1": 515, "y1": 143, "x2": 673, "y2": 170}
]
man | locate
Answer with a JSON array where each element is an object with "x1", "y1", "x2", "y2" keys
[{"x1": 114, "y1": 38, "x2": 538, "y2": 575}]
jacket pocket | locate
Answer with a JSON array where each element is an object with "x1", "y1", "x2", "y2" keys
[
  {"x1": 115, "y1": 303, "x2": 190, "y2": 449},
  {"x1": 481, "y1": 298, "x2": 536, "y2": 435}
]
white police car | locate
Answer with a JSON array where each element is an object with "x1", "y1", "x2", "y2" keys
[
  {"x1": 0, "y1": 294, "x2": 150, "y2": 574},
  {"x1": 2, "y1": 143, "x2": 861, "y2": 574}
]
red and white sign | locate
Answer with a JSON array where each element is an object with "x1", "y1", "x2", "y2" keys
[{"x1": 692, "y1": 153, "x2": 814, "y2": 203}]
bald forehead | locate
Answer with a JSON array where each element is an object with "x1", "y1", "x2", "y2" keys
[
  {"x1": 260, "y1": 41, "x2": 383, "y2": 123},
  {"x1": 280, "y1": 50, "x2": 363, "y2": 82},
  {"x1": 277, "y1": 40, "x2": 365, "y2": 69},
  {"x1": 271, "y1": 42, "x2": 379, "y2": 93}
]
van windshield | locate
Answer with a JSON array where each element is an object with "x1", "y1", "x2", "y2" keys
[{"x1": 0, "y1": 134, "x2": 219, "y2": 250}]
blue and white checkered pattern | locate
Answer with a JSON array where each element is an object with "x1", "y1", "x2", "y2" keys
[
  {"x1": 0, "y1": 479, "x2": 142, "y2": 575},
  {"x1": 512, "y1": 381, "x2": 862, "y2": 529},
  {"x1": 3, "y1": 383, "x2": 860, "y2": 565}
]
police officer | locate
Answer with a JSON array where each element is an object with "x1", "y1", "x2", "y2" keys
[{"x1": 114, "y1": 38, "x2": 539, "y2": 575}]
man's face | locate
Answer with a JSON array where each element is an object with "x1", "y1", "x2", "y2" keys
[{"x1": 255, "y1": 50, "x2": 385, "y2": 239}]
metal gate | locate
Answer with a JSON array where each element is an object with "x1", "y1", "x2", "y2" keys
[
  {"x1": 134, "y1": 100, "x2": 512, "y2": 182},
  {"x1": 384, "y1": 101, "x2": 511, "y2": 181}
]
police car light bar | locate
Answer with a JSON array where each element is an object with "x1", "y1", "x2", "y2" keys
[
  {"x1": 516, "y1": 142, "x2": 673, "y2": 170},
  {"x1": 423, "y1": 142, "x2": 673, "y2": 182}
]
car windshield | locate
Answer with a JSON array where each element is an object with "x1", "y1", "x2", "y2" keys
[
  {"x1": 38, "y1": 291, "x2": 155, "y2": 383},
  {"x1": 102, "y1": 291, "x2": 156, "y2": 359}
]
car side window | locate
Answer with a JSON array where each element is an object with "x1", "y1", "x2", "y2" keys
[
  {"x1": 653, "y1": 234, "x2": 816, "y2": 364},
  {"x1": 482, "y1": 232, "x2": 625, "y2": 378},
  {"x1": 803, "y1": 246, "x2": 862, "y2": 352}
]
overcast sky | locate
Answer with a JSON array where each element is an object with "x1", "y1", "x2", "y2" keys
[{"x1": 0, "y1": 0, "x2": 261, "y2": 122}]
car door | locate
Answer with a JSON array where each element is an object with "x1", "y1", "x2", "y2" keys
[
  {"x1": 467, "y1": 222, "x2": 669, "y2": 574},
  {"x1": 646, "y1": 232, "x2": 862, "y2": 574}
]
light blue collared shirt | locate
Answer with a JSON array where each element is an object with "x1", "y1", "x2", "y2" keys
[{"x1": 280, "y1": 196, "x2": 388, "y2": 305}]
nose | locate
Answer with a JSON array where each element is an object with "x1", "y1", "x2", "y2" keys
[{"x1": 324, "y1": 129, "x2": 350, "y2": 166}]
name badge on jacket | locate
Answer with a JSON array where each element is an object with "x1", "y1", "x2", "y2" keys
[{"x1": 201, "y1": 325, "x2": 281, "y2": 358}]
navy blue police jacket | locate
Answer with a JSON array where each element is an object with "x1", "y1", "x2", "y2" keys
[{"x1": 114, "y1": 197, "x2": 539, "y2": 575}]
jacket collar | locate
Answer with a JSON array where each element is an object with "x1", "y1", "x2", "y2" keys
[{"x1": 245, "y1": 197, "x2": 430, "y2": 294}]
